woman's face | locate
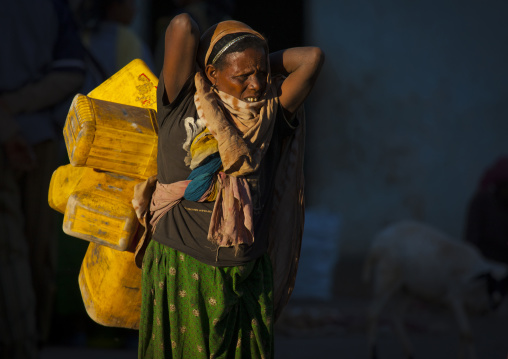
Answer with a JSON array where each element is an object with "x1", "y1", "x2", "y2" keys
[{"x1": 206, "y1": 46, "x2": 268, "y2": 102}]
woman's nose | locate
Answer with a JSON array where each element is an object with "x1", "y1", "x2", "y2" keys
[
  {"x1": 248, "y1": 77, "x2": 260, "y2": 90},
  {"x1": 249, "y1": 75, "x2": 265, "y2": 92}
]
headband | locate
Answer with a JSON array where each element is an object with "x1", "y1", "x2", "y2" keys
[
  {"x1": 202, "y1": 20, "x2": 265, "y2": 66},
  {"x1": 211, "y1": 34, "x2": 260, "y2": 65}
]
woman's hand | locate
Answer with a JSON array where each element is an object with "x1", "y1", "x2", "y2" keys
[
  {"x1": 269, "y1": 47, "x2": 325, "y2": 119},
  {"x1": 163, "y1": 13, "x2": 200, "y2": 103}
]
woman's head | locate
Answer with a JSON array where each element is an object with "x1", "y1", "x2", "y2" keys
[{"x1": 198, "y1": 21, "x2": 269, "y2": 102}]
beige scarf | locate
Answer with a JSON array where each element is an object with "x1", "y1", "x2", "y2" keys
[
  {"x1": 193, "y1": 72, "x2": 277, "y2": 176},
  {"x1": 132, "y1": 71, "x2": 278, "y2": 257},
  {"x1": 195, "y1": 71, "x2": 279, "y2": 249}
]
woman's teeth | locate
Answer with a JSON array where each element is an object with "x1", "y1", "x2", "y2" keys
[{"x1": 245, "y1": 97, "x2": 258, "y2": 102}]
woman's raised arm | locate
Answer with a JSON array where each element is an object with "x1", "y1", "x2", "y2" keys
[
  {"x1": 269, "y1": 47, "x2": 325, "y2": 118},
  {"x1": 162, "y1": 13, "x2": 200, "y2": 103}
]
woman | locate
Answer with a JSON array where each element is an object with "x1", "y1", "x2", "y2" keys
[{"x1": 136, "y1": 13, "x2": 324, "y2": 358}]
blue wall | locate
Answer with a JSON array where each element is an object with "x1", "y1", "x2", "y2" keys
[{"x1": 304, "y1": 0, "x2": 508, "y2": 256}]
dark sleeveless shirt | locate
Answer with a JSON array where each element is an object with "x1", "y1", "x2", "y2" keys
[{"x1": 152, "y1": 74, "x2": 296, "y2": 266}]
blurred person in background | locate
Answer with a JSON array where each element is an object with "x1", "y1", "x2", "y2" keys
[
  {"x1": 0, "y1": 0, "x2": 85, "y2": 357},
  {"x1": 464, "y1": 156, "x2": 508, "y2": 264},
  {"x1": 74, "y1": 0, "x2": 155, "y2": 93}
]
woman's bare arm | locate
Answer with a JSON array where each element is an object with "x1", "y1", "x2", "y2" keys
[
  {"x1": 163, "y1": 13, "x2": 200, "y2": 103},
  {"x1": 269, "y1": 47, "x2": 325, "y2": 118}
]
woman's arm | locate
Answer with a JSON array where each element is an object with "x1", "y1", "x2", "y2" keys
[
  {"x1": 269, "y1": 47, "x2": 325, "y2": 118},
  {"x1": 162, "y1": 13, "x2": 200, "y2": 103}
]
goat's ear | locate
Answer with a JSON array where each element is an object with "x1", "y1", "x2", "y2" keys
[{"x1": 474, "y1": 272, "x2": 505, "y2": 310}]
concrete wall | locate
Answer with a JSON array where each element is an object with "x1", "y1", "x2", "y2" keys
[{"x1": 302, "y1": 0, "x2": 508, "y2": 292}]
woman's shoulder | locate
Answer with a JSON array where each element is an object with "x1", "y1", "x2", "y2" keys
[
  {"x1": 157, "y1": 74, "x2": 197, "y2": 128},
  {"x1": 271, "y1": 75, "x2": 300, "y2": 132},
  {"x1": 158, "y1": 74, "x2": 196, "y2": 110}
]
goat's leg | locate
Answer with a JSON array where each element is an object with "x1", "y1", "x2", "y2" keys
[
  {"x1": 446, "y1": 296, "x2": 476, "y2": 359},
  {"x1": 367, "y1": 294, "x2": 387, "y2": 359},
  {"x1": 367, "y1": 277, "x2": 401, "y2": 359},
  {"x1": 390, "y1": 294, "x2": 414, "y2": 359}
]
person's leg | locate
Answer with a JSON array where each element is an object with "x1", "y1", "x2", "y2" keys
[
  {"x1": 0, "y1": 150, "x2": 38, "y2": 358},
  {"x1": 22, "y1": 140, "x2": 59, "y2": 344}
]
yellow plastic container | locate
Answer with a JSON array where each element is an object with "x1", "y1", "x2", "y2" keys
[
  {"x1": 52, "y1": 59, "x2": 159, "y2": 329},
  {"x1": 62, "y1": 168, "x2": 139, "y2": 251},
  {"x1": 48, "y1": 164, "x2": 87, "y2": 214},
  {"x1": 64, "y1": 94, "x2": 158, "y2": 179},
  {"x1": 88, "y1": 58, "x2": 158, "y2": 111},
  {"x1": 79, "y1": 242, "x2": 142, "y2": 329}
]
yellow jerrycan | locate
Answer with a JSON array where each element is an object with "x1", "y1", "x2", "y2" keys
[
  {"x1": 54, "y1": 59, "x2": 158, "y2": 329},
  {"x1": 64, "y1": 94, "x2": 158, "y2": 179},
  {"x1": 48, "y1": 164, "x2": 87, "y2": 214},
  {"x1": 49, "y1": 164, "x2": 139, "y2": 251},
  {"x1": 79, "y1": 242, "x2": 143, "y2": 329}
]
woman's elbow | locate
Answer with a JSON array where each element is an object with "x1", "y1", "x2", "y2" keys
[
  {"x1": 166, "y1": 13, "x2": 199, "y2": 38},
  {"x1": 308, "y1": 47, "x2": 325, "y2": 71}
]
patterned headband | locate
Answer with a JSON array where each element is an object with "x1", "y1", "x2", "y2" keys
[{"x1": 211, "y1": 34, "x2": 261, "y2": 65}]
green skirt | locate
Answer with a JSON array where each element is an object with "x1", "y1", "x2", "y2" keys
[{"x1": 138, "y1": 240, "x2": 274, "y2": 359}]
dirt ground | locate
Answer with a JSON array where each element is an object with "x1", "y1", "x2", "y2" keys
[
  {"x1": 274, "y1": 257, "x2": 508, "y2": 359},
  {"x1": 41, "y1": 294, "x2": 508, "y2": 359},
  {"x1": 42, "y1": 257, "x2": 508, "y2": 359},
  {"x1": 275, "y1": 295, "x2": 508, "y2": 359}
]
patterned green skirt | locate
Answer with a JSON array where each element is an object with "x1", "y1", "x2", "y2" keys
[{"x1": 138, "y1": 240, "x2": 274, "y2": 359}]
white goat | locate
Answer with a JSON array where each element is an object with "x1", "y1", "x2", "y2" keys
[{"x1": 364, "y1": 220, "x2": 508, "y2": 359}]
